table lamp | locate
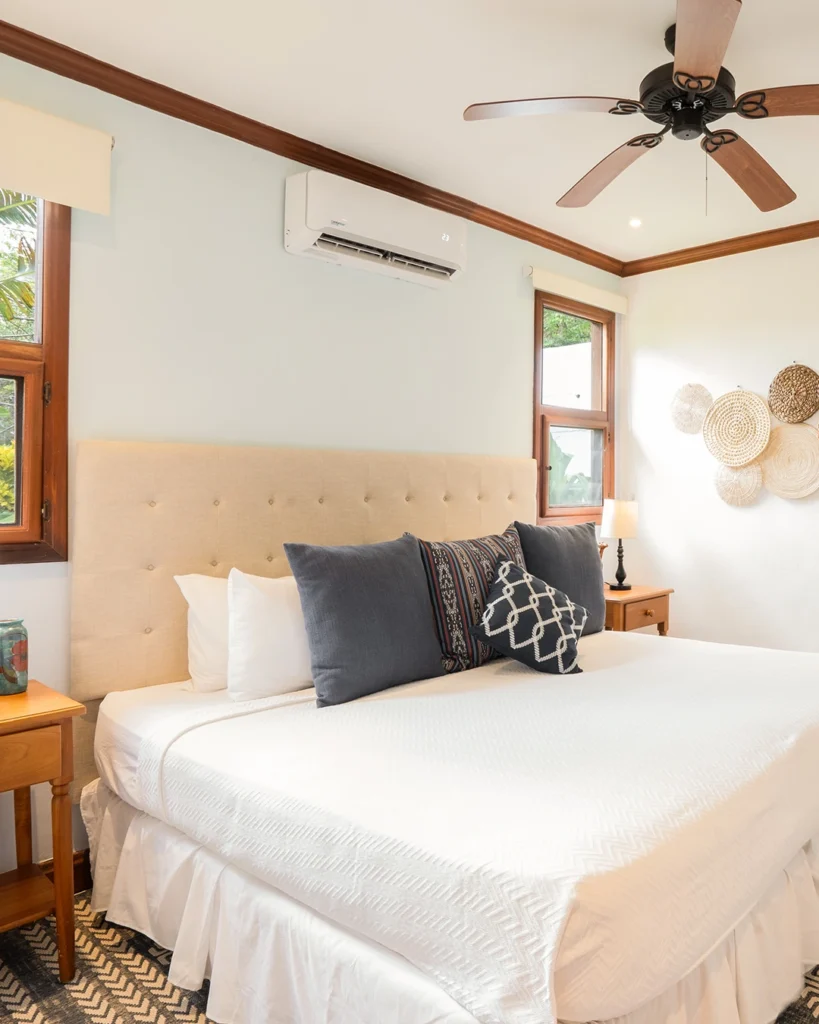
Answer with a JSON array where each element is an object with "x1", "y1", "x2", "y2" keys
[{"x1": 600, "y1": 499, "x2": 638, "y2": 592}]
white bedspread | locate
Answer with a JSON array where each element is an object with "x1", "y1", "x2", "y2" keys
[{"x1": 95, "y1": 631, "x2": 819, "y2": 1024}]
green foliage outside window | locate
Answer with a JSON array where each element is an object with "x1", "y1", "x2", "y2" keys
[
  {"x1": 0, "y1": 376, "x2": 13, "y2": 447},
  {"x1": 548, "y1": 436, "x2": 583, "y2": 506},
  {"x1": 0, "y1": 190, "x2": 37, "y2": 343},
  {"x1": 542, "y1": 309, "x2": 592, "y2": 349},
  {"x1": 0, "y1": 376, "x2": 16, "y2": 523},
  {"x1": 548, "y1": 431, "x2": 602, "y2": 508},
  {"x1": 0, "y1": 445, "x2": 14, "y2": 524}
]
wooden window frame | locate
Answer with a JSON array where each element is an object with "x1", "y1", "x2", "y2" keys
[
  {"x1": 533, "y1": 291, "x2": 615, "y2": 526},
  {"x1": 0, "y1": 203, "x2": 70, "y2": 564}
]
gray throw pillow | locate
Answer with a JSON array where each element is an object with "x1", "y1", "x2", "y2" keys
[
  {"x1": 284, "y1": 535, "x2": 444, "y2": 707},
  {"x1": 513, "y1": 521, "x2": 605, "y2": 635}
]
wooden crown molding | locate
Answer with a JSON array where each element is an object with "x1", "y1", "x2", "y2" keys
[
  {"x1": 0, "y1": 20, "x2": 623, "y2": 277},
  {"x1": 3, "y1": 19, "x2": 819, "y2": 279},
  {"x1": 621, "y1": 219, "x2": 819, "y2": 276}
]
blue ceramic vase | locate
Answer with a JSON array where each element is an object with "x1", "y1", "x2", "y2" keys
[{"x1": 0, "y1": 619, "x2": 28, "y2": 695}]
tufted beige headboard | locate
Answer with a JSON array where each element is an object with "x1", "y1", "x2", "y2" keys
[{"x1": 71, "y1": 440, "x2": 537, "y2": 702}]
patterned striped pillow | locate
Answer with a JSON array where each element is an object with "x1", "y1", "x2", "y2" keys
[{"x1": 412, "y1": 527, "x2": 526, "y2": 673}]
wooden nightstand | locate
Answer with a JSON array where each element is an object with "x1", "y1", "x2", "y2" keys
[
  {"x1": 0, "y1": 681, "x2": 85, "y2": 982},
  {"x1": 605, "y1": 585, "x2": 674, "y2": 636}
]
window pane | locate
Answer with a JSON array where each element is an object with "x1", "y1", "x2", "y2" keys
[
  {"x1": 0, "y1": 190, "x2": 39, "y2": 344},
  {"x1": 548, "y1": 425, "x2": 604, "y2": 508},
  {"x1": 541, "y1": 307, "x2": 601, "y2": 410},
  {"x1": 0, "y1": 376, "x2": 20, "y2": 525}
]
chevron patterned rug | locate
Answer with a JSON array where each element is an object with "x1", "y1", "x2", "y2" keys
[
  {"x1": 1, "y1": 892, "x2": 819, "y2": 1023},
  {"x1": 0, "y1": 892, "x2": 210, "y2": 1023}
]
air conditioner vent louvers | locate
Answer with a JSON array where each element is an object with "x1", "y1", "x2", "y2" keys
[
  {"x1": 285, "y1": 170, "x2": 466, "y2": 287},
  {"x1": 314, "y1": 233, "x2": 456, "y2": 280}
]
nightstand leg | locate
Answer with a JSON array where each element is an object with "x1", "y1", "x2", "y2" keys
[
  {"x1": 658, "y1": 621, "x2": 668, "y2": 637},
  {"x1": 51, "y1": 780, "x2": 74, "y2": 982},
  {"x1": 13, "y1": 787, "x2": 33, "y2": 867},
  {"x1": 52, "y1": 719, "x2": 75, "y2": 983}
]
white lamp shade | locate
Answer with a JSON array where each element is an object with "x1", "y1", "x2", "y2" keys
[{"x1": 601, "y1": 499, "x2": 638, "y2": 540}]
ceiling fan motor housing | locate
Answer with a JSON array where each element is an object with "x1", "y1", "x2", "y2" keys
[{"x1": 639, "y1": 61, "x2": 736, "y2": 139}]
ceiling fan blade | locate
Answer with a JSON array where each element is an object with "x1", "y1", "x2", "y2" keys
[
  {"x1": 737, "y1": 86, "x2": 819, "y2": 119},
  {"x1": 673, "y1": 0, "x2": 742, "y2": 93},
  {"x1": 702, "y1": 130, "x2": 796, "y2": 211},
  {"x1": 556, "y1": 133, "x2": 666, "y2": 208},
  {"x1": 463, "y1": 96, "x2": 643, "y2": 121}
]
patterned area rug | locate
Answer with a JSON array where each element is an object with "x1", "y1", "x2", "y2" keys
[
  {"x1": 1, "y1": 892, "x2": 819, "y2": 1023},
  {"x1": 0, "y1": 893, "x2": 210, "y2": 1022}
]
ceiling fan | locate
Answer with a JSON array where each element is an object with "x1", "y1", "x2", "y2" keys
[{"x1": 464, "y1": 0, "x2": 819, "y2": 212}]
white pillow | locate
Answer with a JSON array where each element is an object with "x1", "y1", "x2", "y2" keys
[
  {"x1": 174, "y1": 574, "x2": 229, "y2": 692},
  {"x1": 227, "y1": 569, "x2": 313, "y2": 701}
]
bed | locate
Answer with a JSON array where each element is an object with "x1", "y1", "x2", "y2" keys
[{"x1": 72, "y1": 441, "x2": 819, "y2": 1024}]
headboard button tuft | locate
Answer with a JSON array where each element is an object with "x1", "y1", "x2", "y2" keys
[
  {"x1": 147, "y1": 564, "x2": 155, "y2": 571},
  {"x1": 267, "y1": 555, "x2": 273, "y2": 562},
  {"x1": 268, "y1": 498, "x2": 274, "y2": 505},
  {"x1": 210, "y1": 560, "x2": 217, "y2": 567},
  {"x1": 213, "y1": 499, "x2": 220, "y2": 506},
  {"x1": 144, "y1": 627, "x2": 152, "y2": 634},
  {"x1": 148, "y1": 500, "x2": 156, "y2": 507}
]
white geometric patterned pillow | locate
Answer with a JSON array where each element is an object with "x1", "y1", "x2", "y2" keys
[{"x1": 469, "y1": 560, "x2": 588, "y2": 675}]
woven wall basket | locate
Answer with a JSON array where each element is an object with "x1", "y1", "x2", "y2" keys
[
  {"x1": 671, "y1": 383, "x2": 713, "y2": 434},
  {"x1": 768, "y1": 364, "x2": 819, "y2": 423},
  {"x1": 761, "y1": 423, "x2": 819, "y2": 499},
  {"x1": 714, "y1": 463, "x2": 762, "y2": 507},
  {"x1": 702, "y1": 390, "x2": 771, "y2": 467}
]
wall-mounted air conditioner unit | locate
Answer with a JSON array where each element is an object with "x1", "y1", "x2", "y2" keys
[{"x1": 284, "y1": 169, "x2": 467, "y2": 287}]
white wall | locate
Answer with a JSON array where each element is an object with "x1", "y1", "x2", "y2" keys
[
  {"x1": 0, "y1": 55, "x2": 622, "y2": 867},
  {"x1": 619, "y1": 239, "x2": 819, "y2": 649}
]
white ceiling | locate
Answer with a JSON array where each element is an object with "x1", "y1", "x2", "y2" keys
[{"x1": 3, "y1": 0, "x2": 819, "y2": 262}]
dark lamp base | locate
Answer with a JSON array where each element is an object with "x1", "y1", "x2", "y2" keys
[{"x1": 611, "y1": 537, "x2": 631, "y2": 591}]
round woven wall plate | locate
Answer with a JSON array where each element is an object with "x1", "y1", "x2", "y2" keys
[
  {"x1": 714, "y1": 463, "x2": 762, "y2": 507},
  {"x1": 768, "y1": 364, "x2": 819, "y2": 423},
  {"x1": 702, "y1": 390, "x2": 771, "y2": 467},
  {"x1": 761, "y1": 423, "x2": 819, "y2": 499},
  {"x1": 671, "y1": 383, "x2": 713, "y2": 434}
]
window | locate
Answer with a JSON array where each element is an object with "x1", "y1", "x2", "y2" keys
[
  {"x1": 0, "y1": 191, "x2": 69, "y2": 563},
  {"x1": 533, "y1": 291, "x2": 614, "y2": 525}
]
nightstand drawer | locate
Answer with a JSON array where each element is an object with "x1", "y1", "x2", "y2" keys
[
  {"x1": 0, "y1": 725, "x2": 62, "y2": 791},
  {"x1": 624, "y1": 595, "x2": 669, "y2": 632}
]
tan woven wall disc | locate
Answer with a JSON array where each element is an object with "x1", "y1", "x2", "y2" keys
[
  {"x1": 702, "y1": 390, "x2": 771, "y2": 467},
  {"x1": 768, "y1": 364, "x2": 819, "y2": 423},
  {"x1": 671, "y1": 383, "x2": 713, "y2": 434},
  {"x1": 761, "y1": 423, "x2": 819, "y2": 499},
  {"x1": 714, "y1": 463, "x2": 762, "y2": 507}
]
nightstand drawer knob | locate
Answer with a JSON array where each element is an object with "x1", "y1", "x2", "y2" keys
[{"x1": 644, "y1": 609, "x2": 655, "y2": 618}]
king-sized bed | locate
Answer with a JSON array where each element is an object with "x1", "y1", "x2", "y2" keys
[{"x1": 73, "y1": 441, "x2": 819, "y2": 1024}]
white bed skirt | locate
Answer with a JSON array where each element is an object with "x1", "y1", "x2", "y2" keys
[{"x1": 82, "y1": 779, "x2": 819, "y2": 1024}]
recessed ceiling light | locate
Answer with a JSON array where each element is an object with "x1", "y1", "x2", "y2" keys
[{"x1": 629, "y1": 217, "x2": 642, "y2": 229}]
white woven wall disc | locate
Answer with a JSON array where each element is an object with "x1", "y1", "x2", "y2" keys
[
  {"x1": 671, "y1": 383, "x2": 713, "y2": 434},
  {"x1": 761, "y1": 423, "x2": 819, "y2": 499},
  {"x1": 714, "y1": 463, "x2": 762, "y2": 506}
]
